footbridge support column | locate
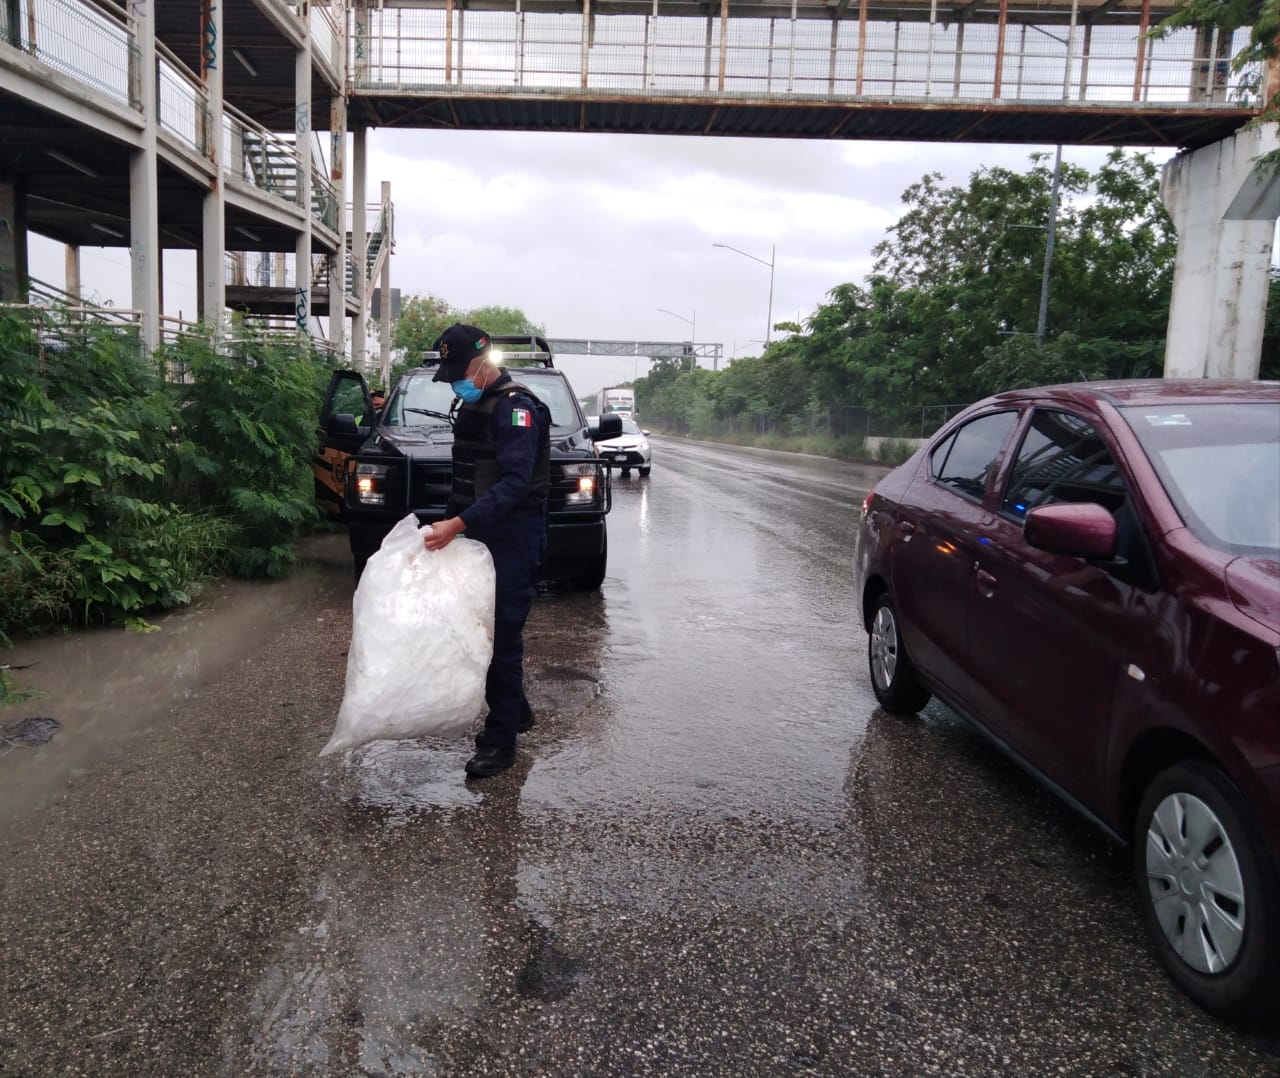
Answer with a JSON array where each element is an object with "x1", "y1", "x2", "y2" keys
[
  {"x1": 1161, "y1": 124, "x2": 1280, "y2": 379},
  {"x1": 0, "y1": 176, "x2": 28, "y2": 302}
]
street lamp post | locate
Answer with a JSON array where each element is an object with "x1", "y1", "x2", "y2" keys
[
  {"x1": 656, "y1": 306, "x2": 696, "y2": 370},
  {"x1": 713, "y1": 242, "x2": 775, "y2": 346}
]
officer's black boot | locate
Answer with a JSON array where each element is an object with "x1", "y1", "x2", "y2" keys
[{"x1": 465, "y1": 737, "x2": 516, "y2": 778}]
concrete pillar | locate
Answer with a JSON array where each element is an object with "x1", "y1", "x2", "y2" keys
[
  {"x1": 1161, "y1": 124, "x2": 1280, "y2": 379},
  {"x1": 352, "y1": 125, "x2": 368, "y2": 373},
  {"x1": 379, "y1": 181, "x2": 392, "y2": 389},
  {"x1": 329, "y1": 93, "x2": 348, "y2": 356},
  {"x1": 65, "y1": 244, "x2": 81, "y2": 299},
  {"x1": 295, "y1": 38, "x2": 312, "y2": 335},
  {"x1": 0, "y1": 176, "x2": 27, "y2": 302},
  {"x1": 129, "y1": 0, "x2": 160, "y2": 352},
  {"x1": 200, "y1": 0, "x2": 226, "y2": 332}
]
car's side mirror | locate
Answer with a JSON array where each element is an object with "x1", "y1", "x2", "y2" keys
[
  {"x1": 327, "y1": 412, "x2": 363, "y2": 438},
  {"x1": 1024, "y1": 502, "x2": 1117, "y2": 559},
  {"x1": 590, "y1": 415, "x2": 623, "y2": 440},
  {"x1": 642, "y1": 429, "x2": 651, "y2": 437}
]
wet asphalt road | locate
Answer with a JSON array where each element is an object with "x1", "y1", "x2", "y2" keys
[{"x1": 2, "y1": 437, "x2": 1279, "y2": 1077}]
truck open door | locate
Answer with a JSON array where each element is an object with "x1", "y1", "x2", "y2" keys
[{"x1": 314, "y1": 370, "x2": 375, "y2": 521}]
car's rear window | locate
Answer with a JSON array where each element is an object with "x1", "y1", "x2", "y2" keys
[{"x1": 1121, "y1": 402, "x2": 1280, "y2": 556}]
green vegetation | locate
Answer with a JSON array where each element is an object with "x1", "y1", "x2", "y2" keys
[
  {"x1": 0, "y1": 313, "x2": 333, "y2": 642},
  {"x1": 389, "y1": 295, "x2": 544, "y2": 387}
]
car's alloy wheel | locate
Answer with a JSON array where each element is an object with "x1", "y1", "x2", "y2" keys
[
  {"x1": 867, "y1": 594, "x2": 930, "y2": 713},
  {"x1": 1134, "y1": 762, "x2": 1280, "y2": 1018},
  {"x1": 1144, "y1": 789, "x2": 1245, "y2": 973}
]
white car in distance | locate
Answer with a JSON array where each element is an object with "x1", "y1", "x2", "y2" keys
[{"x1": 589, "y1": 415, "x2": 652, "y2": 477}]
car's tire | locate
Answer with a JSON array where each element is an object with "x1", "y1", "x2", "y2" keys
[
  {"x1": 572, "y1": 533, "x2": 608, "y2": 591},
  {"x1": 867, "y1": 593, "x2": 931, "y2": 713},
  {"x1": 639, "y1": 466, "x2": 651, "y2": 477},
  {"x1": 1133, "y1": 761, "x2": 1280, "y2": 1020}
]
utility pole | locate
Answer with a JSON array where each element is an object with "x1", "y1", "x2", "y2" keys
[{"x1": 1036, "y1": 145, "x2": 1063, "y2": 348}]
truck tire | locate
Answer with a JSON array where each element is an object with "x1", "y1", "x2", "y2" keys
[
  {"x1": 572, "y1": 533, "x2": 608, "y2": 591},
  {"x1": 350, "y1": 530, "x2": 383, "y2": 584}
]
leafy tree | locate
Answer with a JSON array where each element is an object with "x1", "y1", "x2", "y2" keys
[
  {"x1": 391, "y1": 293, "x2": 453, "y2": 363},
  {"x1": 1153, "y1": 1, "x2": 1280, "y2": 127},
  {"x1": 165, "y1": 332, "x2": 325, "y2": 578},
  {"x1": 0, "y1": 314, "x2": 230, "y2": 635},
  {"x1": 464, "y1": 305, "x2": 545, "y2": 338},
  {"x1": 388, "y1": 296, "x2": 545, "y2": 385}
]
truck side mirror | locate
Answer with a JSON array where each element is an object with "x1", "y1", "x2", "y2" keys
[
  {"x1": 327, "y1": 412, "x2": 363, "y2": 437},
  {"x1": 590, "y1": 415, "x2": 623, "y2": 440}
]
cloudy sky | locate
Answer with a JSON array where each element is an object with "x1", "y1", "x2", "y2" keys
[{"x1": 27, "y1": 130, "x2": 1174, "y2": 400}]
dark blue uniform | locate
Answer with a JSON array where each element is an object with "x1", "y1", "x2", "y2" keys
[{"x1": 448, "y1": 371, "x2": 550, "y2": 751}]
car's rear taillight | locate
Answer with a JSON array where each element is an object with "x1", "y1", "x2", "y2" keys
[{"x1": 860, "y1": 490, "x2": 875, "y2": 523}]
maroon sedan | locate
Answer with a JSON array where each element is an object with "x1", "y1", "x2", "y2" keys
[{"x1": 854, "y1": 379, "x2": 1279, "y2": 1020}]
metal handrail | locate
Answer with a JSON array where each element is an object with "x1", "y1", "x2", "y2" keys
[
  {"x1": 311, "y1": 3, "x2": 343, "y2": 75},
  {"x1": 2, "y1": 0, "x2": 138, "y2": 109},
  {"x1": 350, "y1": 8, "x2": 1260, "y2": 109},
  {"x1": 155, "y1": 37, "x2": 211, "y2": 154}
]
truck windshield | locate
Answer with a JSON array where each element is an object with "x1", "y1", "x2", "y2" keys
[
  {"x1": 385, "y1": 371, "x2": 582, "y2": 430},
  {"x1": 519, "y1": 376, "x2": 580, "y2": 428},
  {"x1": 384, "y1": 377, "x2": 456, "y2": 427}
]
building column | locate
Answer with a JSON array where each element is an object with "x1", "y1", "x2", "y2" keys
[
  {"x1": 329, "y1": 93, "x2": 348, "y2": 355},
  {"x1": 379, "y1": 180, "x2": 392, "y2": 388},
  {"x1": 0, "y1": 175, "x2": 27, "y2": 302},
  {"x1": 65, "y1": 244, "x2": 81, "y2": 299},
  {"x1": 295, "y1": 37, "x2": 313, "y2": 336},
  {"x1": 1161, "y1": 124, "x2": 1280, "y2": 379},
  {"x1": 352, "y1": 125, "x2": 368, "y2": 372},
  {"x1": 130, "y1": 0, "x2": 160, "y2": 352},
  {"x1": 200, "y1": 0, "x2": 226, "y2": 333}
]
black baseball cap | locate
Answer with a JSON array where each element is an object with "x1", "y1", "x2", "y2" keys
[{"x1": 431, "y1": 323, "x2": 491, "y2": 382}]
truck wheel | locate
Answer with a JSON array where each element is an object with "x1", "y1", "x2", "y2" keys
[
  {"x1": 350, "y1": 531, "x2": 382, "y2": 584},
  {"x1": 572, "y1": 534, "x2": 607, "y2": 591}
]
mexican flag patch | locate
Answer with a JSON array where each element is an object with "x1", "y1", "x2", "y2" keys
[{"x1": 512, "y1": 408, "x2": 532, "y2": 428}]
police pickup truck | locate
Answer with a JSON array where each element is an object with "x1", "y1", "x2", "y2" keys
[{"x1": 314, "y1": 336, "x2": 622, "y2": 587}]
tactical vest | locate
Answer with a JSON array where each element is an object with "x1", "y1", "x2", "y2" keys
[{"x1": 451, "y1": 380, "x2": 551, "y2": 510}]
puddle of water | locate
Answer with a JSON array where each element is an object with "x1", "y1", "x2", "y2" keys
[
  {"x1": 0, "y1": 533, "x2": 351, "y2": 819},
  {"x1": 343, "y1": 739, "x2": 481, "y2": 822}
]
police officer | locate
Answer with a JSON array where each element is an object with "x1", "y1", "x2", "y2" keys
[{"x1": 423, "y1": 324, "x2": 551, "y2": 778}]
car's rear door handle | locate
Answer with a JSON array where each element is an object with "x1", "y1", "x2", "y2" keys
[
  {"x1": 975, "y1": 566, "x2": 997, "y2": 598},
  {"x1": 899, "y1": 521, "x2": 915, "y2": 542}
]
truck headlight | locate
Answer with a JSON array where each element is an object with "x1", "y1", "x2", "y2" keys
[
  {"x1": 561, "y1": 462, "x2": 598, "y2": 505},
  {"x1": 353, "y1": 461, "x2": 388, "y2": 506}
]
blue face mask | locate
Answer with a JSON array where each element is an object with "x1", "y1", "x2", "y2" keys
[{"x1": 451, "y1": 378, "x2": 483, "y2": 404}]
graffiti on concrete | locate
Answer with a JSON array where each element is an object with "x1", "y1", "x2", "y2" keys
[
  {"x1": 201, "y1": 1, "x2": 218, "y2": 72},
  {"x1": 295, "y1": 286, "x2": 309, "y2": 330}
]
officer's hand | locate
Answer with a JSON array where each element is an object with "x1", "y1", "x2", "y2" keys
[{"x1": 423, "y1": 516, "x2": 465, "y2": 552}]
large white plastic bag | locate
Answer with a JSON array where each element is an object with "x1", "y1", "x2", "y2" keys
[{"x1": 320, "y1": 514, "x2": 495, "y2": 756}]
